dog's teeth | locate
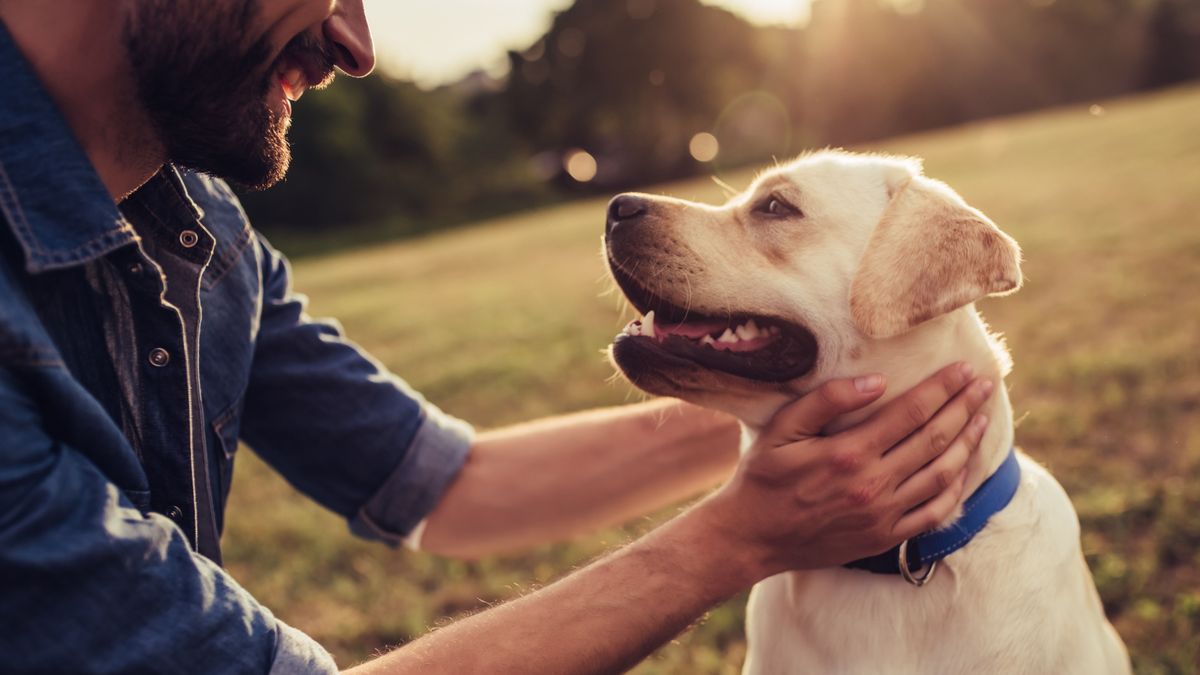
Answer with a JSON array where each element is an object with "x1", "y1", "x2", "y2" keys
[
  {"x1": 643, "y1": 311, "x2": 656, "y2": 339},
  {"x1": 718, "y1": 328, "x2": 738, "y2": 343},
  {"x1": 736, "y1": 323, "x2": 759, "y2": 340},
  {"x1": 769, "y1": 326, "x2": 781, "y2": 336},
  {"x1": 746, "y1": 319, "x2": 760, "y2": 335},
  {"x1": 700, "y1": 335, "x2": 716, "y2": 347}
]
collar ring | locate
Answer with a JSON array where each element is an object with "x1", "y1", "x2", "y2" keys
[{"x1": 898, "y1": 539, "x2": 938, "y2": 587}]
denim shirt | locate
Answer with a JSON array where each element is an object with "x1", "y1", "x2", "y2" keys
[{"x1": 0, "y1": 22, "x2": 471, "y2": 674}]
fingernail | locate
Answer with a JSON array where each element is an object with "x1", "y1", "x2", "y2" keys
[
  {"x1": 958, "y1": 468, "x2": 969, "y2": 485},
  {"x1": 973, "y1": 414, "x2": 990, "y2": 432},
  {"x1": 855, "y1": 374, "x2": 884, "y2": 393},
  {"x1": 978, "y1": 379, "x2": 995, "y2": 396},
  {"x1": 958, "y1": 362, "x2": 974, "y2": 381}
]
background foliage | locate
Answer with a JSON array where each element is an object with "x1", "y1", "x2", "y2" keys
[
  {"x1": 225, "y1": 84, "x2": 1200, "y2": 673},
  {"x1": 239, "y1": 0, "x2": 1200, "y2": 247}
]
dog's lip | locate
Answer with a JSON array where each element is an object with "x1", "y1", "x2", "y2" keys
[
  {"x1": 607, "y1": 256, "x2": 695, "y2": 324},
  {"x1": 607, "y1": 253, "x2": 790, "y2": 340}
]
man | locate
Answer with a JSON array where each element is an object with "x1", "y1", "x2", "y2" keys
[{"x1": 0, "y1": 1, "x2": 994, "y2": 673}]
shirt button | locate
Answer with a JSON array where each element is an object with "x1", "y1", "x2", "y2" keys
[
  {"x1": 179, "y1": 230, "x2": 200, "y2": 248},
  {"x1": 165, "y1": 506, "x2": 184, "y2": 522},
  {"x1": 148, "y1": 348, "x2": 171, "y2": 368}
]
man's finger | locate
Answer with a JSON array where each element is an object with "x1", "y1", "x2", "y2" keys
[
  {"x1": 765, "y1": 374, "x2": 886, "y2": 443},
  {"x1": 891, "y1": 413, "x2": 986, "y2": 508},
  {"x1": 853, "y1": 362, "x2": 975, "y2": 456},
  {"x1": 891, "y1": 469, "x2": 968, "y2": 541},
  {"x1": 883, "y1": 377, "x2": 994, "y2": 476}
]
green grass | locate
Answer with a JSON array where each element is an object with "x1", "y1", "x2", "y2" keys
[{"x1": 223, "y1": 85, "x2": 1200, "y2": 673}]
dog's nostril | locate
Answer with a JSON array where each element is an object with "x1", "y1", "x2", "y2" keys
[
  {"x1": 607, "y1": 195, "x2": 648, "y2": 232},
  {"x1": 614, "y1": 198, "x2": 645, "y2": 220}
]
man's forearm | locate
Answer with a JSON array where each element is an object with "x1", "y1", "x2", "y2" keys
[
  {"x1": 421, "y1": 399, "x2": 741, "y2": 558},
  {"x1": 346, "y1": 503, "x2": 758, "y2": 675}
]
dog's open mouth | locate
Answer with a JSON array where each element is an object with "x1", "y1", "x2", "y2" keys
[{"x1": 609, "y1": 261, "x2": 818, "y2": 382}]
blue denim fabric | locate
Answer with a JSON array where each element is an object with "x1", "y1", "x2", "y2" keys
[{"x1": 0, "y1": 21, "x2": 472, "y2": 674}]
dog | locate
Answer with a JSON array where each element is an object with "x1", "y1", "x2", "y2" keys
[{"x1": 603, "y1": 150, "x2": 1130, "y2": 674}]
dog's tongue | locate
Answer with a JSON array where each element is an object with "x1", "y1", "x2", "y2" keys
[{"x1": 653, "y1": 316, "x2": 729, "y2": 339}]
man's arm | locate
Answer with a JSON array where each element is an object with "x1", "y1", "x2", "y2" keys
[
  {"x1": 349, "y1": 364, "x2": 993, "y2": 675},
  {"x1": 420, "y1": 399, "x2": 740, "y2": 558}
]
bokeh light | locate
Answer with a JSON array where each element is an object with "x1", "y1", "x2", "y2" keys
[
  {"x1": 689, "y1": 132, "x2": 720, "y2": 162},
  {"x1": 564, "y1": 149, "x2": 598, "y2": 182}
]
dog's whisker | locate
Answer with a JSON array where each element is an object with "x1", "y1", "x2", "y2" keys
[
  {"x1": 711, "y1": 175, "x2": 739, "y2": 200},
  {"x1": 682, "y1": 271, "x2": 695, "y2": 323}
]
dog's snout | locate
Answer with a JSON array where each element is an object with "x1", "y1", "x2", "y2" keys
[{"x1": 606, "y1": 194, "x2": 648, "y2": 235}]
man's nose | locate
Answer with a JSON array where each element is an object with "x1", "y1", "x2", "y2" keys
[
  {"x1": 325, "y1": 0, "x2": 376, "y2": 77},
  {"x1": 606, "y1": 194, "x2": 649, "y2": 236}
]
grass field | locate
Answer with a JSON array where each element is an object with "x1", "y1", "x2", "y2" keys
[{"x1": 223, "y1": 85, "x2": 1200, "y2": 673}]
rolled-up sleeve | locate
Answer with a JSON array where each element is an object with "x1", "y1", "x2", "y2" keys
[
  {"x1": 240, "y1": 236, "x2": 472, "y2": 544},
  {"x1": 0, "y1": 368, "x2": 338, "y2": 674},
  {"x1": 271, "y1": 621, "x2": 339, "y2": 675}
]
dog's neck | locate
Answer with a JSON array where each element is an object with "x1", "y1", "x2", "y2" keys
[{"x1": 744, "y1": 306, "x2": 1015, "y2": 513}]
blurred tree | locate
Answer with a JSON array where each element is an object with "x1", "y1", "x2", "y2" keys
[
  {"x1": 238, "y1": 0, "x2": 1200, "y2": 241},
  {"x1": 499, "y1": 0, "x2": 780, "y2": 187},
  {"x1": 1142, "y1": 0, "x2": 1200, "y2": 90}
]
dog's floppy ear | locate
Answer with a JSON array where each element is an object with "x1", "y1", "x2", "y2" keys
[{"x1": 850, "y1": 172, "x2": 1022, "y2": 339}]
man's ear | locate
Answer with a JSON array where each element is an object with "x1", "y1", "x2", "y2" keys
[{"x1": 849, "y1": 175, "x2": 1022, "y2": 339}]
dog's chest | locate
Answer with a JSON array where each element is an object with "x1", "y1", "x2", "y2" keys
[{"x1": 743, "y1": 564, "x2": 1018, "y2": 673}]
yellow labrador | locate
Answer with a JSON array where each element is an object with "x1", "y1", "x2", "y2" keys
[{"x1": 603, "y1": 151, "x2": 1129, "y2": 674}]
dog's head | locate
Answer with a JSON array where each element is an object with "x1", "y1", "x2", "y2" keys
[{"x1": 604, "y1": 150, "x2": 1022, "y2": 425}]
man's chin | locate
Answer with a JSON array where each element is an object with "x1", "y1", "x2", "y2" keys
[
  {"x1": 237, "y1": 139, "x2": 291, "y2": 192},
  {"x1": 173, "y1": 129, "x2": 291, "y2": 192}
]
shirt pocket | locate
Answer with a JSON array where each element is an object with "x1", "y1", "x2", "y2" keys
[{"x1": 210, "y1": 397, "x2": 244, "y2": 528}]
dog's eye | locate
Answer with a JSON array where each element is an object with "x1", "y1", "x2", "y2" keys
[{"x1": 755, "y1": 195, "x2": 801, "y2": 219}]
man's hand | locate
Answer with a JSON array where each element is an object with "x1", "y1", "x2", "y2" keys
[{"x1": 699, "y1": 362, "x2": 994, "y2": 579}]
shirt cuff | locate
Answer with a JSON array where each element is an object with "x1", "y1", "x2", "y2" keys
[
  {"x1": 270, "y1": 619, "x2": 338, "y2": 675},
  {"x1": 349, "y1": 403, "x2": 473, "y2": 546}
]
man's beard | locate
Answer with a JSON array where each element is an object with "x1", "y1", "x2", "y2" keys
[{"x1": 122, "y1": 1, "x2": 332, "y2": 191}]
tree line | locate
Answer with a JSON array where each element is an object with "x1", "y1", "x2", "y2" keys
[{"x1": 239, "y1": 0, "x2": 1200, "y2": 242}]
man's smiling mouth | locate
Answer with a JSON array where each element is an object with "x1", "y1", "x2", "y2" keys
[
  {"x1": 271, "y1": 36, "x2": 338, "y2": 112},
  {"x1": 278, "y1": 65, "x2": 308, "y2": 103}
]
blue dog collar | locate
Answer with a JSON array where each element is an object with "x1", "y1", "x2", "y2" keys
[{"x1": 844, "y1": 447, "x2": 1021, "y2": 584}]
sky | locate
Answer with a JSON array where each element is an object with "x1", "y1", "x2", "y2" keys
[{"x1": 363, "y1": 0, "x2": 811, "y2": 87}]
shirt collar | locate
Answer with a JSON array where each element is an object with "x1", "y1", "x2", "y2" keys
[{"x1": 0, "y1": 19, "x2": 138, "y2": 274}]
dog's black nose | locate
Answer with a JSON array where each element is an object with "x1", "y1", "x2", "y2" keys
[{"x1": 606, "y1": 194, "x2": 648, "y2": 235}]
